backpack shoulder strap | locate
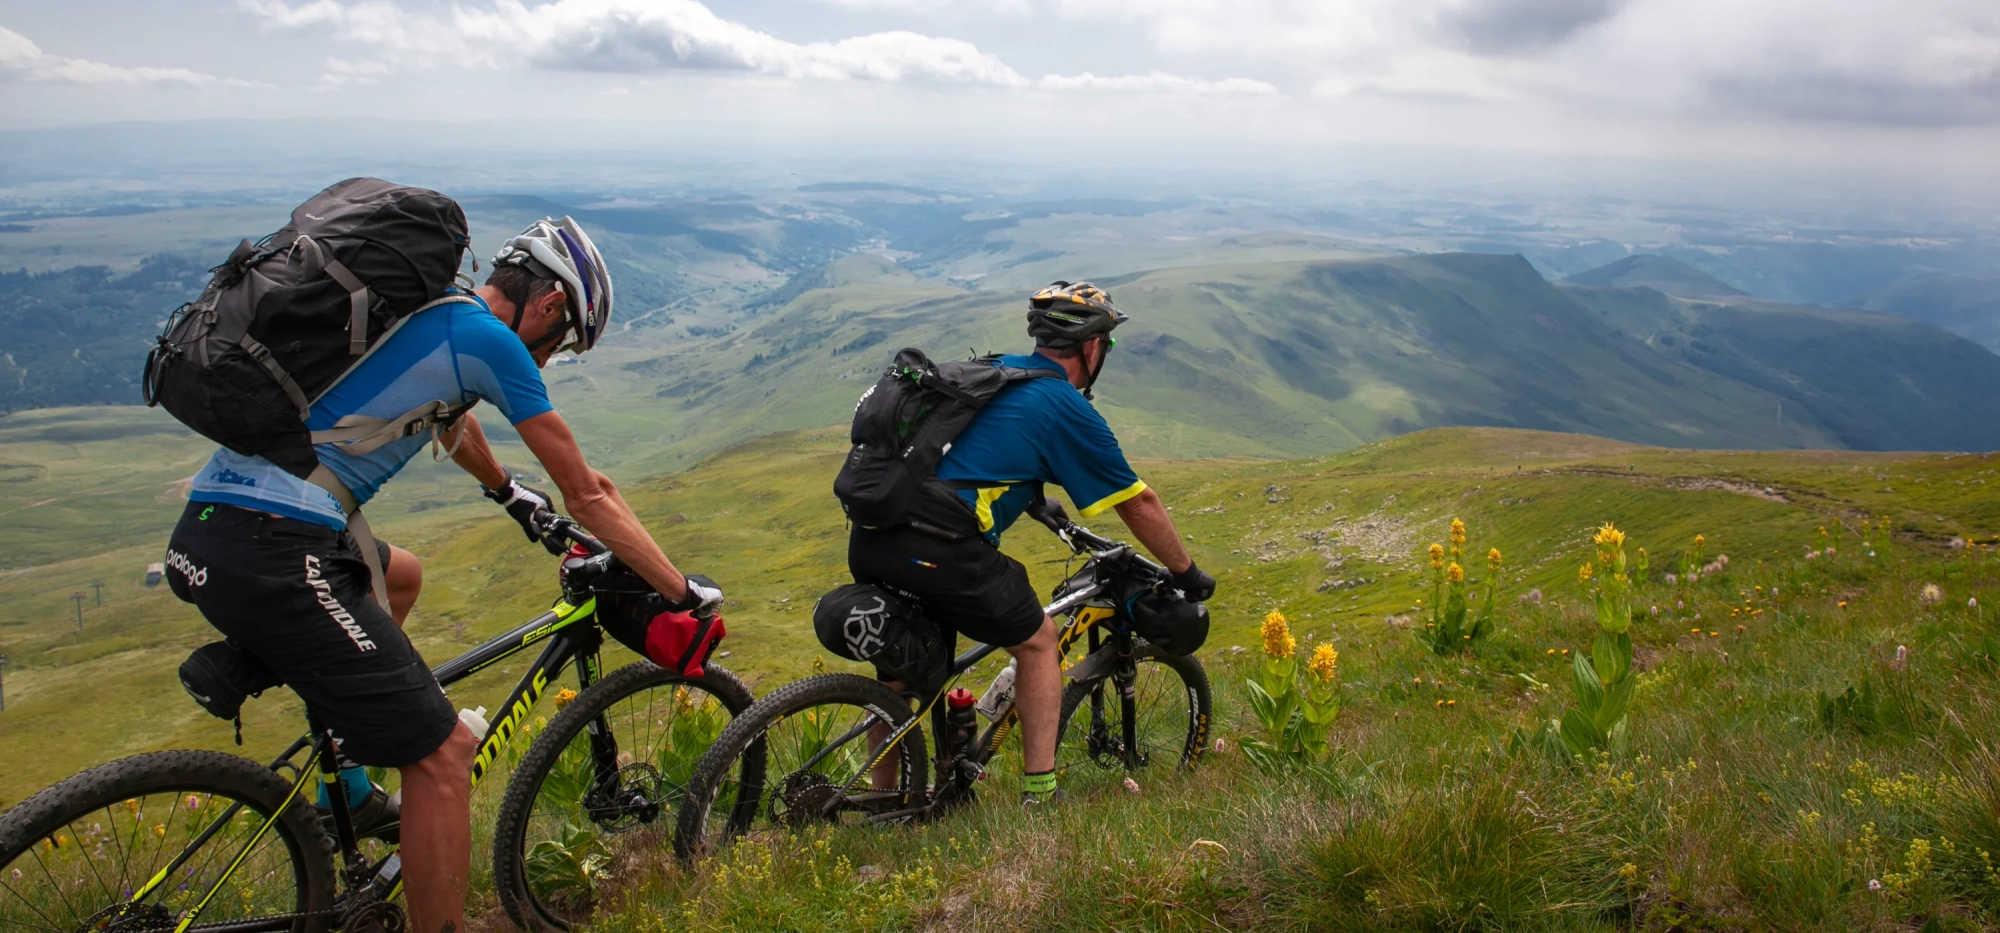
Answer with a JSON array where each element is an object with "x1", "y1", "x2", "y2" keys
[{"x1": 307, "y1": 293, "x2": 480, "y2": 407}]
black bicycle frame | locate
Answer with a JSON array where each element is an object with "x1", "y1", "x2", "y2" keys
[{"x1": 152, "y1": 517, "x2": 633, "y2": 932}]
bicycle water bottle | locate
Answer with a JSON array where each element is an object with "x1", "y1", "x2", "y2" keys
[
  {"x1": 459, "y1": 706, "x2": 490, "y2": 738},
  {"x1": 974, "y1": 662, "x2": 1016, "y2": 722},
  {"x1": 945, "y1": 688, "x2": 978, "y2": 758}
]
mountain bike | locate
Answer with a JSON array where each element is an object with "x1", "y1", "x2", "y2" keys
[
  {"x1": 674, "y1": 499, "x2": 1211, "y2": 859},
  {"x1": 0, "y1": 513, "x2": 760, "y2": 933}
]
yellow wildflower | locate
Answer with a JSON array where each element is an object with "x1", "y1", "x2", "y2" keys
[
  {"x1": 1308, "y1": 644, "x2": 1339, "y2": 684},
  {"x1": 553, "y1": 687, "x2": 579, "y2": 709},
  {"x1": 1618, "y1": 863, "x2": 1639, "y2": 883},
  {"x1": 1579, "y1": 562, "x2": 1595, "y2": 583},
  {"x1": 1593, "y1": 522, "x2": 1626, "y2": 549},
  {"x1": 1447, "y1": 562, "x2": 1465, "y2": 584},
  {"x1": 1260, "y1": 610, "x2": 1296, "y2": 660},
  {"x1": 1694, "y1": 534, "x2": 1706, "y2": 549},
  {"x1": 1450, "y1": 518, "x2": 1467, "y2": 547},
  {"x1": 1487, "y1": 547, "x2": 1503, "y2": 569},
  {"x1": 1428, "y1": 543, "x2": 1445, "y2": 568}
]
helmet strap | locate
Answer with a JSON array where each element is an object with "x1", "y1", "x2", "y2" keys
[{"x1": 1081, "y1": 336, "x2": 1112, "y2": 401}]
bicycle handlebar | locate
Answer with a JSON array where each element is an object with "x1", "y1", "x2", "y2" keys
[
  {"x1": 1025, "y1": 493, "x2": 1167, "y2": 579},
  {"x1": 532, "y1": 510, "x2": 607, "y2": 556}
]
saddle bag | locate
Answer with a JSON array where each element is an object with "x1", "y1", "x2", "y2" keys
[
  {"x1": 812, "y1": 583, "x2": 950, "y2": 693},
  {"x1": 180, "y1": 640, "x2": 283, "y2": 742}
]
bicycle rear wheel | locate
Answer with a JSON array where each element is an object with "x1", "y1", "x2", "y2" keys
[
  {"x1": 492, "y1": 661, "x2": 756, "y2": 932},
  {"x1": 0, "y1": 750, "x2": 334, "y2": 933},
  {"x1": 674, "y1": 674, "x2": 927, "y2": 862},
  {"x1": 1055, "y1": 646, "x2": 1211, "y2": 790}
]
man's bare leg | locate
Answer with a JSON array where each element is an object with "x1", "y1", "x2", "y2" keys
[
  {"x1": 384, "y1": 545, "x2": 422, "y2": 626},
  {"x1": 1008, "y1": 616, "x2": 1061, "y2": 773},
  {"x1": 398, "y1": 723, "x2": 476, "y2": 933}
]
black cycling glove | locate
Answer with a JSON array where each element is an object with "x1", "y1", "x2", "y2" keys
[
  {"x1": 1170, "y1": 561, "x2": 1216, "y2": 602},
  {"x1": 662, "y1": 573, "x2": 726, "y2": 614},
  {"x1": 484, "y1": 479, "x2": 553, "y2": 543}
]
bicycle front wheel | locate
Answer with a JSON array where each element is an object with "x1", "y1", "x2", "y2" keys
[
  {"x1": 492, "y1": 660, "x2": 756, "y2": 932},
  {"x1": 674, "y1": 674, "x2": 926, "y2": 862},
  {"x1": 0, "y1": 750, "x2": 334, "y2": 933},
  {"x1": 1055, "y1": 646, "x2": 1211, "y2": 789}
]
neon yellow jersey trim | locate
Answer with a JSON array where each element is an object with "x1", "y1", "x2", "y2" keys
[
  {"x1": 1077, "y1": 480, "x2": 1147, "y2": 518},
  {"x1": 972, "y1": 485, "x2": 1013, "y2": 532}
]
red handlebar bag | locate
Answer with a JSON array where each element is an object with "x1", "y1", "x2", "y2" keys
[
  {"x1": 588, "y1": 562, "x2": 728, "y2": 679},
  {"x1": 643, "y1": 608, "x2": 727, "y2": 679}
]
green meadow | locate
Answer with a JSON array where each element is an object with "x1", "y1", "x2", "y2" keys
[{"x1": 2, "y1": 421, "x2": 1997, "y2": 930}]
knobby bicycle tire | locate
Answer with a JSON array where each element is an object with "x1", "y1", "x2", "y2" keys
[
  {"x1": 673, "y1": 673, "x2": 927, "y2": 862},
  {"x1": 0, "y1": 750, "x2": 335, "y2": 933},
  {"x1": 491, "y1": 661, "x2": 756, "y2": 932},
  {"x1": 1056, "y1": 646, "x2": 1211, "y2": 778}
]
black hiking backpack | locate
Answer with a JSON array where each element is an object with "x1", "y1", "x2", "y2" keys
[
  {"x1": 142, "y1": 178, "x2": 472, "y2": 478},
  {"x1": 833, "y1": 348, "x2": 1061, "y2": 538}
]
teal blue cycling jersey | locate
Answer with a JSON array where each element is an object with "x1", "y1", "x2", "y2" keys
[
  {"x1": 187, "y1": 293, "x2": 554, "y2": 529},
  {"x1": 935, "y1": 352, "x2": 1146, "y2": 545}
]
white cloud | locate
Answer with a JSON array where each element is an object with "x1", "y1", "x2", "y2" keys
[
  {"x1": 242, "y1": 0, "x2": 1273, "y2": 93},
  {"x1": 819, "y1": 0, "x2": 1032, "y2": 12},
  {"x1": 1044, "y1": 0, "x2": 2000, "y2": 125},
  {"x1": 1038, "y1": 72, "x2": 1278, "y2": 95},
  {"x1": 0, "y1": 25, "x2": 261, "y2": 87}
]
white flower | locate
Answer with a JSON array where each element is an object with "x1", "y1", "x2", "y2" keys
[
  {"x1": 1972, "y1": 598, "x2": 1981, "y2": 610},
  {"x1": 1123, "y1": 777, "x2": 1142, "y2": 795},
  {"x1": 1920, "y1": 584, "x2": 1944, "y2": 605},
  {"x1": 1214, "y1": 737, "x2": 1226, "y2": 754},
  {"x1": 1869, "y1": 879, "x2": 1883, "y2": 892}
]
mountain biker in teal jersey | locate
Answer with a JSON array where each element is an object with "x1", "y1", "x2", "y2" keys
[
  {"x1": 164, "y1": 218, "x2": 722, "y2": 933},
  {"x1": 847, "y1": 281, "x2": 1216, "y2": 805}
]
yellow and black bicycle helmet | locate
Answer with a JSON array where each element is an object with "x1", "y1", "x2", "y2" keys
[{"x1": 1026, "y1": 281, "x2": 1127, "y2": 348}]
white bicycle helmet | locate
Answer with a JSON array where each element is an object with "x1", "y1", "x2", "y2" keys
[{"x1": 492, "y1": 216, "x2": 613, "y2": 354}]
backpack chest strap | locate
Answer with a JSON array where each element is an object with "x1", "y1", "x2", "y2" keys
[{"x1": 309, "y1": 399, "x2": 472, "y2": 457}]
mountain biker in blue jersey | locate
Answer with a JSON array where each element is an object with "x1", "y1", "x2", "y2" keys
[
  {"x1": 164, "y1": 218, "x2": 721, "y2": 933},
  {"x1": 847, "y1": 281, "x2": 1216, "y2": 806}
]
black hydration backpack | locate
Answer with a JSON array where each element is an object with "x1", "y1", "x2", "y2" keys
[
  {"x1": 142, "y1": 178, "x2": 472, "y2": 479},
  {"x1": 833, "y1": 348, "x2": 1061, "y2": 539}
]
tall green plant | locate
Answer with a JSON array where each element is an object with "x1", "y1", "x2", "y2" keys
[
  {"x1": 1417, "y1": 518, "x2": 1503, "y2": 655},
  {"x1": 1243, "y1": 611, "x2": 1340, "y2": 768},
  {"x1": 1547, "y1": 522, "x2": 1637, "y2": 758}
]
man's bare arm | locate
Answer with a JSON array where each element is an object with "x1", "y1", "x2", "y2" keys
[
  {"x1": 443, "y1": 412, "x2": 510, "y2": 490},
  {"x1": 1113, "y1": 487, "x2": 1192, "y2": 574},
  {"x1": 513, "y1": 410, "x2": 689, "y2": 601}
]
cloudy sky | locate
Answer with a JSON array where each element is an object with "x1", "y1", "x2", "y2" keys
[{"x1": 1, "y1": 0, "x2": 1996, "y2": 166}]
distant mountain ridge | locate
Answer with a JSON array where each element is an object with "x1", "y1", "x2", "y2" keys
[
  {"x1": 1564, "y1": 255, "x2": 1747, "y2": 298},
  {"x1": 1846, "y1": 271, "x2": 2000, "y2": 354},
  {"x1": 584, "y1": 250, "x2": 2000, "y2": 466}
]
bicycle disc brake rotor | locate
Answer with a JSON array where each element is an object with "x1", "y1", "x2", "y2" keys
[
  {"x1": 771, "y1": 772, "x2": 841, "y2": 828},
  {"x1": 582, "y1": 763, "x2": 666, "y2": 833}
]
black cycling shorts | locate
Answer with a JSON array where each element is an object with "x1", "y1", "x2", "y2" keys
[
  {"x1": 166, "y1": 501, "x2": 457, "y2": 768},
  {"x1": 848, "y1": 525, "x2": 1047, "y2": 649}
]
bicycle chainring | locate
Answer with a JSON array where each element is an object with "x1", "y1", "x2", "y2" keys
[
  {"x1": 340, "y1": 899, "x2": 406, "y2": 933},
  {"x1": 581, "y1": 763, "x2": 666, "y2": 833},
  {"x1": 83, "y1": 902, "x2": 174, "y2": 933},
  {"x1": 772, "y1": 772, "x2": 840, "y2": 828}
]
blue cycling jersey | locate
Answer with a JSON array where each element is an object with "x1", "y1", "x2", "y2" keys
[
  {"x1": 187, "y1": 294, "x2": 554, "y2": 529},
  {"x1": 935, "y1": 353, "x2": 1146, "y2": 545}
]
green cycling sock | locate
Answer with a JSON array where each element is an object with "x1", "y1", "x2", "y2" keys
[{"x1": 1022, "y1": 770, "x2": 1057, "y2": 798}]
